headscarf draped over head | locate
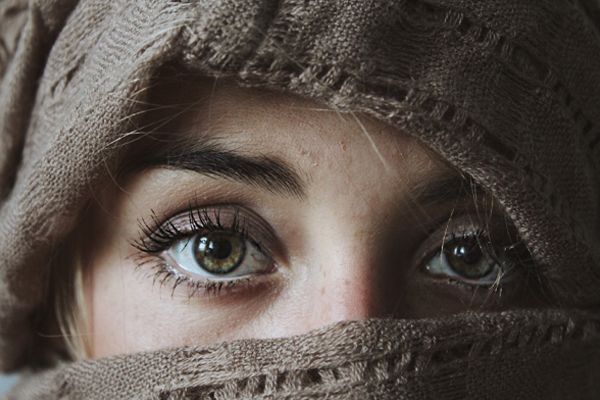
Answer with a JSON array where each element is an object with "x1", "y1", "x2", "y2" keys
[{"x1": 1, "y1": 0, "x2": 600, "y2": 398}]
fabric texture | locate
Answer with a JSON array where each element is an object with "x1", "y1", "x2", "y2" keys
[
  {"x1": 1, "y1": 0, "x2": 600, "y2": 397},
  {"x1": 5, "y1": 310, "x2": 600, "y2": 399}
]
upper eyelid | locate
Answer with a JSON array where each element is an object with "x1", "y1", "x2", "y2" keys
[
  {"x1": 133, "y1": 204, "x2": 282, "y2": 259},
  {"x1": 133, "y1": 198, "x2": 530, "y2": 275},
  {"x1": 412, "y1": 212, "x2": 524, "y2": 266}
]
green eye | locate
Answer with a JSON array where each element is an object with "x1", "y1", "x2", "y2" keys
[
  {"x1": 426, "y1": 237, "x2": 502, "y2": 284},
  {"x1": 193, "y1": 233, "x2": 247, "y2": 275},
  {"x1": 444, "y1": 239, "x2": 496, "y2": 279},
  {"x1": 165, "y1": 230, "x2": 274, "y2": 280}
]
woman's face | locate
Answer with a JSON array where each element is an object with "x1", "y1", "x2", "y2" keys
[{"x1": 84, "y1": 78, "x2": 541, "y2": 359}]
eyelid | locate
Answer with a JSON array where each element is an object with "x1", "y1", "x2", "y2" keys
[
  {"x1": 412, "y1": 212, "x2": 525, "y2": 276},
  {"x1": 133, "y1": 204, "x2": 284, "y2": 262},
  {"x1": 131, "y1": 204, "x2": 285, "y2": 297},
  {"x1": 162, "y1": 235, "x2": 276, "y2": 281}
]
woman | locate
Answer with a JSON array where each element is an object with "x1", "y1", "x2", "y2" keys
[{"x1": 1, "y1": 0, "x2": 600, "y2": 398}]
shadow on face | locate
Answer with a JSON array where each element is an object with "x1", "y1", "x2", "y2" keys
[{"x1": 75, "y1": 72, "x2": 548, "y2": 359}]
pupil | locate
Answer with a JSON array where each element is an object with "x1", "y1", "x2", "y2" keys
[
  {"x1": 194, "y1": 233, "x2": 246, "y2": 275},
  {"x1": 453, "y1": 242, "x2": 483, "y2": 264},
  {"x1": 204, "y1": 238, "x2": 232, "y2": 260},
  {"x1": 444, "y1": 238, "x2": 496, "y2": 280}
]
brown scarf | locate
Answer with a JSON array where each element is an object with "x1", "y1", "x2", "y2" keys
[
  {"x1": 2, "y1": 0, "x2": 600, "y2": 397},
  {"x1": 6, "y1": 310, "x2": 600, "y2": 399}
]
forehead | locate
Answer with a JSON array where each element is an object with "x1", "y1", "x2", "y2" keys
[{"x1": 139, "y1": 75, "x2": 446, "y2": 182}]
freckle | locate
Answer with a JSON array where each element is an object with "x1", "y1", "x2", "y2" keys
[
  {"x1": 321, "y1": 286, "x2": 325, "y2": 295},
  {"x1": 344, "y1": 279, "x2": 350, "y2": 287},
  {"x1": 340, "y1": 141, "x2": 347, "y2": 151}
]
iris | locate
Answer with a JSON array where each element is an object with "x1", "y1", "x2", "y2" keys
[{"x1": 193, "y1": 233, "x2": 247, "y2": 275}]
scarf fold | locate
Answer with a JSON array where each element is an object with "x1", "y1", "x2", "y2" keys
[
  {"x1": 4, "y1": 310, "x2": 600, "y2": 399},
  {"x1": 1, "y1": 0, "x2": 600, "y2": 389}
]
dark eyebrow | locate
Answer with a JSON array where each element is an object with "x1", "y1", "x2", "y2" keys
[
  {"x1": 128, "y1": 139, "x2": 479, "y2": 204},
  {"x1": 409, "y1": 175, "x2": 486, "y2": 206},
  {"x1": 132, "y1": 144, "x2": 306, "y2": 198}
]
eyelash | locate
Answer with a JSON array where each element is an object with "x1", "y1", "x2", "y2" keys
[
  {"x1": 440, "y1": 227, "x2": 531, "y2": 278},
  {"x1": 132, "y1": 206, "x2": 273, "y2": 298},
  {"x1": 134, "y1": 207, "x2": 251, "y2": 252},
  {"x1": 132, "y1": 206, "x2": 539, "y2": 300},
  {"x1": 419, "y1": 217, "x2": 540, "y2": 307}
]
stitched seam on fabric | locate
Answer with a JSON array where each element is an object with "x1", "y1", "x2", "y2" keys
[
  {"x1": 226, "y1": 1, "x2": 595, "y2": 151},
  {"x1": 157, "y1": 319, "x2": 600, "y2": 398}
]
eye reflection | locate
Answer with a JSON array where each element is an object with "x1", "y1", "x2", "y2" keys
[
  {"x1": 194, "y1": 232, "x2": 247, "y2": 275},
  {"x1": 165, "y1": 232, "x2": 274, "y2": 280},
  {"x1": 425, "y1": 235, "x2": 505, "y2": 284}
]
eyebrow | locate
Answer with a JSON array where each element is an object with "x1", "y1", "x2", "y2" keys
[
  {"x1": 409, "y1": 175, "x2": 486, "y2": 206},
  {"x1": 133, "y1": 144, "x2": 306, "y2": 198},
  {"x1": 130, "y1": 141, "x2": 482, "y2": 204}
]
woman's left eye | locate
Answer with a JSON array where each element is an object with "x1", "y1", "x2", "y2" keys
[
  {"x1": 425, "y1": 235, "x2": 506, "y2": 285},
  {"x1": 164, "y1": 231, "x2": 275, "y2": 279}
]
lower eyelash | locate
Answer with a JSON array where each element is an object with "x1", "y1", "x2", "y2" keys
[
  {"x1": 138, "y1": 256, "x2": 254, "y2": 299},
  {"x1": 131, "y1": 205, "x2": 279, "y2": 299}
]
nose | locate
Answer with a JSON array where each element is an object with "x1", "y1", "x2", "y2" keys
[{"x1": 290, "y1": 245, "x2": 398, "y2": 333}]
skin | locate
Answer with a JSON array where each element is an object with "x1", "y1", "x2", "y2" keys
[{"x1": 82, "y1": 77, "x2": 540, "y2": 359}]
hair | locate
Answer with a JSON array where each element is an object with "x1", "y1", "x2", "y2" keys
[
  {"x1": 36, "y1": 227, "x2": 91, "y2": 365},
  {"x1": 54, "y1": 236, "x2": 91, "y2": 361}
]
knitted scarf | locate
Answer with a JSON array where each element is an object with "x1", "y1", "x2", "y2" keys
[
  {"x1": 6, "y1": 311, "x2": 600, "y2": 399},
  {"x1": 1, "y1": 0, "x2": 600, "y2": 398}
]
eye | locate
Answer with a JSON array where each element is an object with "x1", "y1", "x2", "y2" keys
[
  {"x1": 133, "y1": 205, "x2": 281, "y2": 294},
  {"x1": 164, "y1": 231, "x2": 275, "y2": 279},
  {"x1": 425, "y1": 235, "x2": 505, "y2": 284}
]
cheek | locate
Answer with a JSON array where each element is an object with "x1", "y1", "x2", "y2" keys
[
  {"x1": 88, "y1": 241, "x2": 144, "y2": 357},
  {"x1": 86, "y1": 236, "x2": 301, "y2": 358}
]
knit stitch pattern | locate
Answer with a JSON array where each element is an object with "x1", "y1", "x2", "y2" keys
[
  {"x1": 5, "y1": 310, "x2": 600, "y2": 399},
  {"x1": 1, "y1": 0, "x2": 600, "y2": 381}
]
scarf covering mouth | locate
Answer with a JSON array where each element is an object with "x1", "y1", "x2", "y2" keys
[
  {"x1": 1, "y1": 0, "x2": 600, "y2": 394},
  {"x1": 4, "y1": 310, "x2": 600, "y2": 399}
]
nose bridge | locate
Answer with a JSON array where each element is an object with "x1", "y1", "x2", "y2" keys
[
  {"x1": 296, "y1": 157, "x2": 404, "y2": 331},
  {"x1": 312, "y1": 255, "x2": 381, "y2": 323},
  {"x1": 301, "y1": 219, "x2": 392, "y2": 330}
]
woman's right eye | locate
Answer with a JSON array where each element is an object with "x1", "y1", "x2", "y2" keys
[
  {"x1": 164, "y1": 231, "x2": 276, "y2": 280},
  {"x1": 134, "y1": 205, "x2": 282, "y2": 294}
]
